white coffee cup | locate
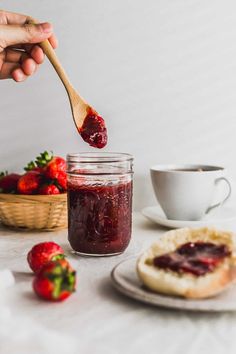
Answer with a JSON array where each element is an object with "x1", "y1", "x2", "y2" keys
[{"x1": 150, "y1": 164, "x2": 231, "y2": 221}]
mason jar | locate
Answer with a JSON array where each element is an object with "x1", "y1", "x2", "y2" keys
[{"x1": 66, "y1": 153, "x2": 133, "y2": 256}]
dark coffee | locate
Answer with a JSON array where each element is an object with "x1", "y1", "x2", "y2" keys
[{"x1": 170, "y1": 168, "x2": 205, "y2": 172}]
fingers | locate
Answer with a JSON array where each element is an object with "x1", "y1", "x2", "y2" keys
[
  {"x1": 48, "y1": 34, "x2": 58, "y2": 49},
  {"x1": 0, "y1": 10, "x2": 29, "y2": 25},
  {"x1": 0, "y1": 62, "x2": 20, "y2": 80},
  {"x1": 14, "y1": 44, "x2": 45, "y2": 64},
  {"x1": 5, "y1": 48, "x2": 28, "y2": 63},
  {"x1": 0, "y1": 10, "x2": 59, "y2": 82},
  {"x1": 12, "y1": 59, "x2": 38, "y2": 82},
  {"x1": 2, "y1": 47, "x2": 40, "y2": 81},
  {"x1": 5, "y1": 46, "x2": 44, "y2": 65},
  {"x1": 29, "y1": 45, "x2": 44, "y2": 64},
  {"x1": 0, "y1": 22, "x2": 53, "y2": 48},
  {"x1": 0, "y1": 10, "x2": 58, "y2": 53},
  {"x1": 21, "y1": 58, "x2": 37, "y2": 76},
  {"x1": 11, "y1": 68, "x2": 28, "y2": 82}
]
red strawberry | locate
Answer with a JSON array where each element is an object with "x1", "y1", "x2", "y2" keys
[
  {"x1": 56, "y1": 171, "x2": 67, "y2": 191},
  {"x1": 45, "y1": 157, "x2": 66, "y2": 180},
  {"x1": 0, "y1": 173, "x2": 21, "y2": 193},
  {"x1": 27, "y1": 242, "x2": 65, "y2": 273},
  {"x1": 38, "y1": 184, "x2": 60, "y2": 195},
  {"x1": 33, "y1": 259, "x2": 76, "y2": 301},
  {"x1": 17, "y1": 171, "x2": 41, "y2": 195}
]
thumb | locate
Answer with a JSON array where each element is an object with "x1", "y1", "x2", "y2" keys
[{"x1": 0, "y1": 22, "x2": 53, "y2": 48}]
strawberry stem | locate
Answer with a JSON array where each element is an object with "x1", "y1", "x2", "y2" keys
[
  {"x1": 24, "y1": 151, "x2": 54, "y2": 172},
  {"x1": 24, "y1": 161, "x2": 36, "y2": 171},
  {"x1": 36, "y1": 151, "x2": 53, "y2": 168},
  {"x1": 51, "y1": 254, "x2": 65, "y2": 261},
  {"x1": 50, "y1": 267, "x2": 76, "y2": 299}
]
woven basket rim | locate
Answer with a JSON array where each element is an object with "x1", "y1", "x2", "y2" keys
[{"x1": 0, "y1": 193, "x2": 67, "y2": 204}]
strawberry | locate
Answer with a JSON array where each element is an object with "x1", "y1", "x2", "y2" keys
[
  {"x1": 17, "y1": 171, "x2": 41, "y2": 195},
  {"x1": 33, "y1": 259, "x2": 76, "y2": 301},
  {"x1": 0, "y1": 172, "x2": 21, "y2": 193},
  {"x1": 45, "y1": 157, "x2": 66, "y2": 180},
  {"x1": 38, "y1": 184, "x2": 60, "y2": 195},
  {"x1": 56, "y1": 171, "x2": 67, "y2": 191},
  {"x1": 24, "y1": 152, "x2": 67, "y2": 193},
  {"x1": 27, "y1": 242, "x2": 65, "y2": 273}
]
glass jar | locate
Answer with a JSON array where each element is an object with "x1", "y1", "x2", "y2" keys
[{"x1": 66, "y1": 153, "x2": 133, "y2": 256}]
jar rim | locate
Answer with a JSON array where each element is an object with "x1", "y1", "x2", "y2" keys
[{"x1": 67, "y1": 152, "x2": 133, "y2": 163}]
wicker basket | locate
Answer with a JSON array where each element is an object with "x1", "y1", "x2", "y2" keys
[{"x1": 0, "y1": 193, "x2": 68, "y2": 231}]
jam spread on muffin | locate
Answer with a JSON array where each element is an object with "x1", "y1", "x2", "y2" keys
[{"x1": 152, "y1": 242, "x2": 231, "y2": 276}]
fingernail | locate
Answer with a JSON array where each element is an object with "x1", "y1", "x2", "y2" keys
[
  {"x1": 40, "y1": 22, "x2": 53, "y2": 33},
  {"x1": 16, "y1": 70, "x2": 24, "y2": 82}
]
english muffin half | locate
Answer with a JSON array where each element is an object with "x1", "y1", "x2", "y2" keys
[{"x1": 137, "y1": 228, "x2": 236, "y2": 299}]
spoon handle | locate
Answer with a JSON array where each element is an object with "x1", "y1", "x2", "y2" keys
[
  {"x1": 40, "y1": 40, "x2": 72, "y2": 88},
  {"x1": 28, "y1": 19, "x2": 73, "y2": 94}
]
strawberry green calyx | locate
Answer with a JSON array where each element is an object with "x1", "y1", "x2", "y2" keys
[
  {"x1": 47, "y1": 263, "x2": 76, "y2": 300},
  {"x1": 51, "y1": 254, "x2": 65, "y2": 261},
  {"x1": 24, "y1": 151, "x2": 53, "y2": 172},
  {"x1": 24, "y1": 161, "x2": 37, "y2": 172},
  {"x1": 35, "y1": 151, "x2": 53, "y2": 168},
  {"x1": 52, "y1": 271, "x2": 76, "y2": 299}
]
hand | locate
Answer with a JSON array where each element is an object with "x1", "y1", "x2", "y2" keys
[{"x1": 0, "y1": 10, "x2": 58, "y2": 82}]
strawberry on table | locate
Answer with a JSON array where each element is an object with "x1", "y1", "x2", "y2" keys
[
  {"x1": 33, "y1": 259, "x2": 76, "y2": 301},
  {"x1": 27, "y1": 242, "x2": 65, "y2": 273},
  {"x1": 0, "y1": 172, "x2": 21, "y2": 193},
  {"x1": 17, "y1": 171, "x2": 41, "y2": 195}
]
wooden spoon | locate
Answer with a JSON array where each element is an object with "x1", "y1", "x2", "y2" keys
[
  {"x1": 28, "y1": 19, "x2": 107, "y2": 148},
  {"x1": 42, "y1": 41, "x2": 89, "y2": 128}
]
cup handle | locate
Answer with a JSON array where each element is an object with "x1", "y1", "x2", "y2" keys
[{"x1": 206, "y1": 177, "x2": 232, "y2": 214}]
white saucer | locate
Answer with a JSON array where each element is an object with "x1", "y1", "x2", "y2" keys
[
  {"x1": 142, "y1": 204, "x2": 236, "y2": 229},
  {"x1": 111, "y1": 258, "x2": 236, "y2": 312}
]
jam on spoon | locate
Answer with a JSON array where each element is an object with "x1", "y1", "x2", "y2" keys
[
  {"x1": 79, "y1": 109, "x2": 107, "y2": 149},
  {"x1": 152, "y1": 241, "x2": 231, "y2": 276}
]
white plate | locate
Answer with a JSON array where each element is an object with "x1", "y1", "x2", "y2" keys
[
  {"x1": 111, "y1": 258, "x2": 236, "y2": 312},
  {"x1": 142, "y1": 204, "x2": 236, "y2": 229}
]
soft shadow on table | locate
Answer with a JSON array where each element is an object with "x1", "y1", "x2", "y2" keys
[
  {"x1": 0, "y1": 223, "x2": 68, "y2": 237},
  {"x1": 98, "y1": 276, "x2": 236, "y2": 320},
  {"x1": 137, "y1": 217, "x2": 168, "y2": 232},
  {"x1": 12, "y1": 271, "x2": 33, "y2": 283},
  {"x1": 22, "y1": 291, "x2": 41, "y2": 302},
  {"x1": 0, "y1": 224, "x2": 46, "y2": 234}
]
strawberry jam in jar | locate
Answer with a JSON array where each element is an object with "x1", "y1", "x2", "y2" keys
[{"x1": 67, "y1": 153, "x2": 133, "y2": 256}]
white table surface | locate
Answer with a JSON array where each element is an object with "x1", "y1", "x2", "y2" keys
[{"x1": 1, "y1": 212, "x2": 236, "y2": 354}]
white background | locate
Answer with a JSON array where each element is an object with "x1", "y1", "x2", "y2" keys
[{"x1": 0, "y1": 0, "x2": 236, "y2": 210}]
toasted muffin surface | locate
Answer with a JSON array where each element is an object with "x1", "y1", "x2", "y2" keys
[{"x1": 137, "y1": 228, "x2": 236, "y2": 299}]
